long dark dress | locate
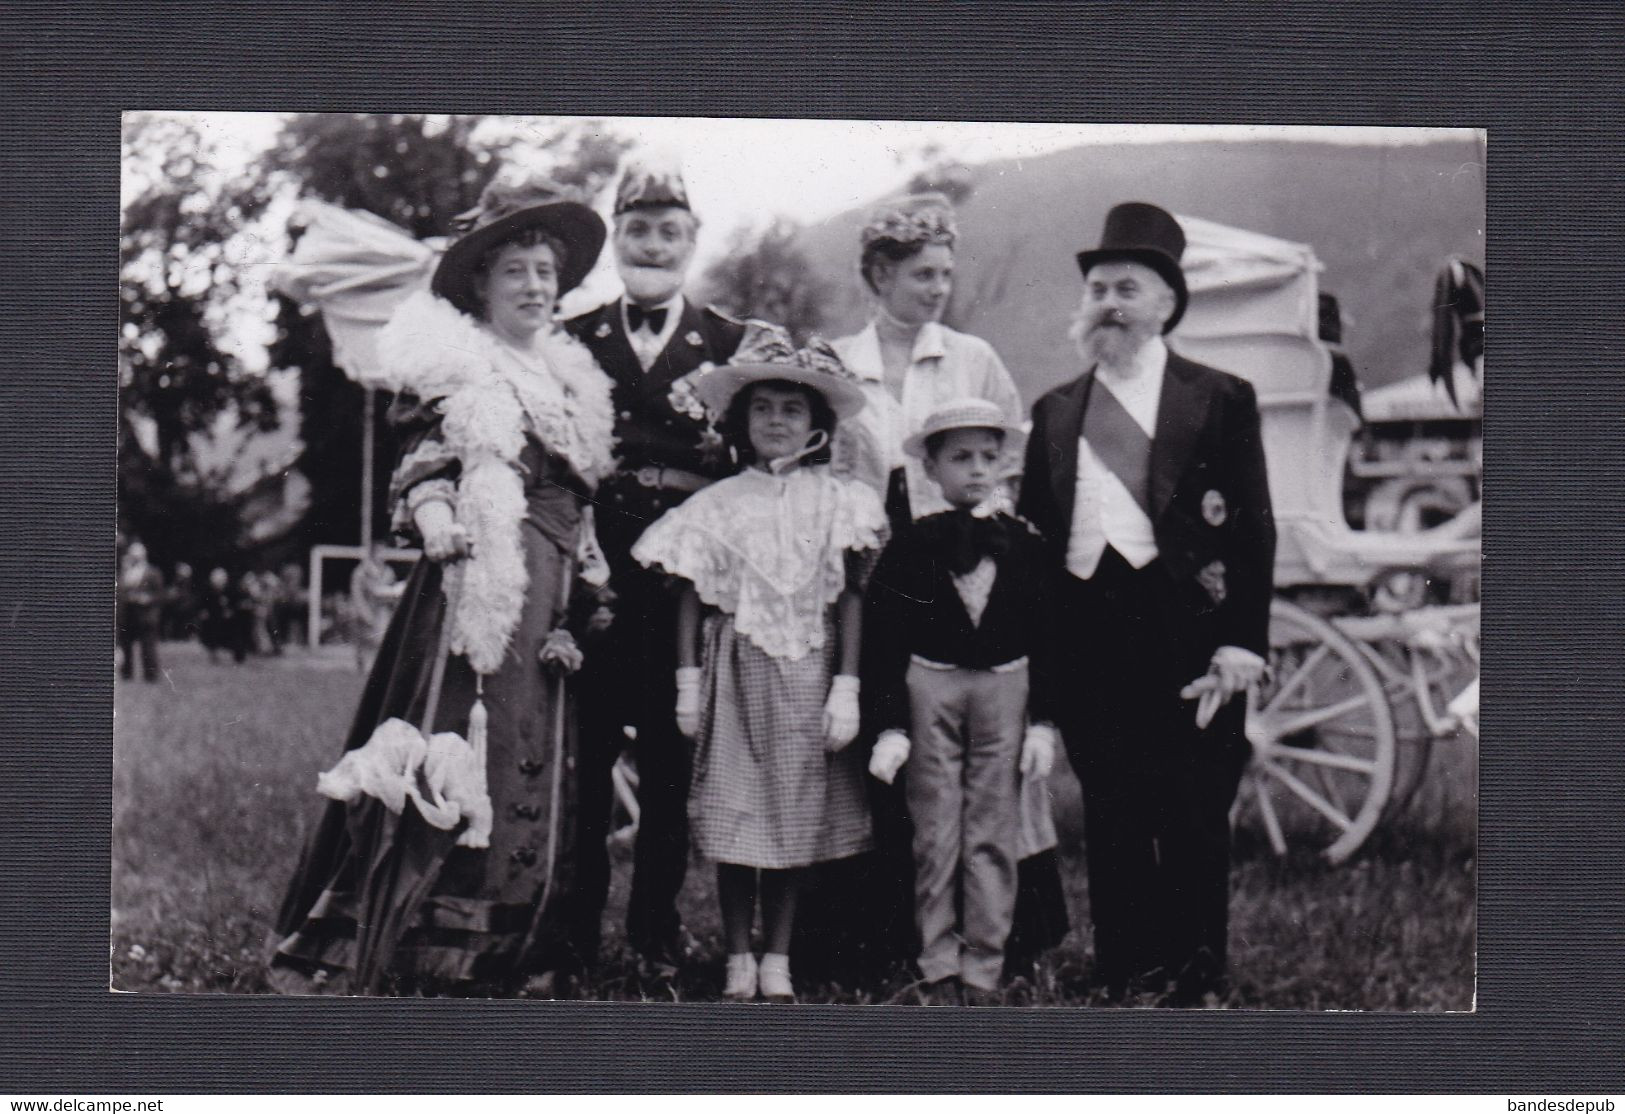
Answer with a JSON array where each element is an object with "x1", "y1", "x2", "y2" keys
[{"x1": 269, "y1": 434, "x2": 587, "y2": 993}]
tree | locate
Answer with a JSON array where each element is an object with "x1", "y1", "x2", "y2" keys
[
  {"x1": 119, "y1": 113, "x2": 279, "y2": 572},
  {"x1": 698, "y1": 217, "x2": 832, "y2": 342}
]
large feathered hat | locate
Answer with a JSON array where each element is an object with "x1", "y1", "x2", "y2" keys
[
  {"x1": 431, "y1": 171, "x2": 605, "y2": 315},
  {"x1": 691, "y1": 322, "x2": 867, "y2": 420}
]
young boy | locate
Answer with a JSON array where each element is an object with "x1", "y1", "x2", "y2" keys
[{"x1": 862, "y1": 398, "x2": 1060, "y2": 1005}]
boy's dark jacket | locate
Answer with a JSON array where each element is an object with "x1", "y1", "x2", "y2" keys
[{"x1": 861, "y1": 509, "x2": 1059, "y2": 736}]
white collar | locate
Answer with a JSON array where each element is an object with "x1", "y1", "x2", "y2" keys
[
  {"x1": 848, "y1": 319, "x2": 947, "y2": 382},
  {"x1": 621, "y1": 291, "x2": 685, "y2": 328},
  {"x1": 1097, "y1": 335, "x2": 1167, "y2": 388}
]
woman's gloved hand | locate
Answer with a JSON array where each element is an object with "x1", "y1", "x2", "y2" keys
[
  {"x1": 675, "y1": 666, "x2": 702, "y2": 740},
  {"x1": 822, "y1": 674, "x2": 861, "y2": 751},
  {"x1": 1019, "y1": 722, "x2": 1058, "y2": 780},
  {"x1": 538, "y1": 628, "x2": 584, "y2": 674},
  {"x1": 413, "y1": 499, "x2": 470, "y2": 563},
  {"x1": 868, "y1": 730, "x2": 911, "y2": 784}
]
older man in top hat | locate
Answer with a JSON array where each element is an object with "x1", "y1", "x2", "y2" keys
[
  {"x1": 565, "y1": 155, "x2": 747, "y2": 973},
  {"x1": 1017, "y1": 201, "x2": 1276, "y2": 1003}
]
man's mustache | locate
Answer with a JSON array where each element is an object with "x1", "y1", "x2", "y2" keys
[
  {"x1": 624, "y1": 259, "x2": 679, "y2": 270},
  {"x1": 1088, "y1": 311, "x2": 1127, "y2": 332}
]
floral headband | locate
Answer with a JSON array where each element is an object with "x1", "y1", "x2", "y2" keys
[{"x1": 859, "y1": 203, "x2": 958, "y2": 251}]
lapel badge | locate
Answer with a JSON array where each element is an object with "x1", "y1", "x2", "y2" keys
[
  {"x1": 594, "y1": 321, "x2": 612, "y2": 339},
  {"x1": 685, "y1": 330, "x2": 704, "y2": 348},
  {"x1": 1197, "y1": 560, "x2": 1227, "y2": 606},
  {"x1": 1202, "y1": 489, "x2": 1228, "y2": 526}
]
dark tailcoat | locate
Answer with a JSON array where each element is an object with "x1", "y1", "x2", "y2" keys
[
  {"x1": 562, "y1": 296, "x2": 745, "y2": 964},
  {"x1": 1017, "y1": 349, "x2": 1275, "y2": 1000},
  {"x1": 1018, "y1": 352, "x2": 1275, "y2": 658}
]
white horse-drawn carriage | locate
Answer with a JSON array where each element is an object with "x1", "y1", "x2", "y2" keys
[{"x1": 1176, "y1": 218, "x2": 1481, "y2": 864}]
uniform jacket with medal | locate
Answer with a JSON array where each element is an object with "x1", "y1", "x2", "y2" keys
[
  {"x1": 564, "y1": 298, "x2": 747, "y2": 483},
  {"x1": 1017, "y1": 350, "x2": 1275, "y2": 657}
]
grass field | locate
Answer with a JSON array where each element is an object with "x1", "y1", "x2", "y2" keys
[{"x1": 111, "y1": 640, "x2": 1476, "y2": 1009}]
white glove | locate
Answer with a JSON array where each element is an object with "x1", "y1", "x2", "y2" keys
[
  {"x1": 1180, "y1": 645, "x2": 1268, "y2": 729},
  {"x1": 1020, "y1": 723, "x2": 1057, "y2": 780},
  {"x1": 868, "y1": 730, "x2": 911, "y2": 784},
  {"x1": 413, "y1": 499, "x2": 470, "y2": 563},
  {"x1": 822, "y1": 674, "x2": 861, "y2": 752},
  {"x1": 675, "y1": 666, "x2": 702, "y2": 740},
  {"x1": 538, "y1": 628, "x2": 583, "y2": 674}
]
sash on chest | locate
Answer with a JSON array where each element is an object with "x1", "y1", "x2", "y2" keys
[{"x1": 1082, "y1": 379, "x2": 1153, "y2": 517}]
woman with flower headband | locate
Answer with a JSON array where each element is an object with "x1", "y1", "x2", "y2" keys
[
  {"x1": 829, "y1": 192, "x2": 1024, "y2": 528},
  {"x1": 268, "y1": 174, "x2": 616, "y2": 996},
  {"x1": 634, "y1": 325, "x2": 887, "y2": 1001},
  {"x1": 815, "y1": 192, "x2": 1069, "y2": 993}
]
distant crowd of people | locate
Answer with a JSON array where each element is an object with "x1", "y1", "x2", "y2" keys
[{"x1": 115, "y1": 542, "x2": 403, "y2": 679}]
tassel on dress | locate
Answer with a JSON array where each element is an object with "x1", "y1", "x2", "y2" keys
[{"x1": 456, "y1": 679, "x2": 493, "y2": 848}]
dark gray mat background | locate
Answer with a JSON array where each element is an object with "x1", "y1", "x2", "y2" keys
[{"x1": 3, "y1": 1, "x2": 1621, "y2": 1093}]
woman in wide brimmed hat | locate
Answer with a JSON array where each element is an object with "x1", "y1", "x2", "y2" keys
[
  {"x1": 269, "y1": 172, "x2": 617, "y2": 996},
  {"x1": 632, "y1": 326, "x2": 887, "y2": 1001}
]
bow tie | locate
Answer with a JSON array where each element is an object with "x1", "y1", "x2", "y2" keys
[
  {"x1": 626, "y1": 303, "x2": 668, "y2": 334},
  {"x1": 918, "y1": 508, "x2": 1012, "y2": 577}
]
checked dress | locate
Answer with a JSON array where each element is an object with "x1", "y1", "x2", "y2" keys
[{"x1": 632, "y1": 465, "x2": 886, "y2": 869}]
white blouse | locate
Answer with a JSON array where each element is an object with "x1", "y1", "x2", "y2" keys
[
  {"x1": 631, "y1": 466, "x2": 887, "y2": 661},
  {"x1": 830, "y1": 321, "x2": 1023, "y2": 520}
]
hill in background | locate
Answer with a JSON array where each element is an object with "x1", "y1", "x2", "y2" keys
[{"x1": 794, "y1": 136, "x2": 1485, "y2": 403}]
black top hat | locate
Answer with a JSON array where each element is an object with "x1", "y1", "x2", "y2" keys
[
  {"x1": 431, "y1": 173, "x2": 606, "y2": 316},
  {"x1": 1075, "y1": 201, "x2": 1189, "y2": 333}
]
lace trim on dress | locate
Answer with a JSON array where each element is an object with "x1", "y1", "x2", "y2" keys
[{"x1": 633, "y1": 468, "x2": 887, "y2": 661}]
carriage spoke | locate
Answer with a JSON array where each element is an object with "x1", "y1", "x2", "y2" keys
[
  {"x1": 1254, "y1": 776, "x2": 1289, "y2": 856},
  {"x1": 1314, "y1": 766, "x2": 1352, "y2": 819},
  {"x1": 1269, "y1": 692, "x2": 1380, "y2": 738},
  {"x1": 1262, "y1": 644, "x2": 1331, "y2": 716},
  {"x1": 1259, "y1": 759, "x2": 1355, "y2": 831},
  {"x1": 1269, "y1": 746, "x2": 1377, "y2": 776}
]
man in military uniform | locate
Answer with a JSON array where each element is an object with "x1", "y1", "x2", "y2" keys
[{"x1": 566, "y1": 156, "x2": 746, "y2": 974}]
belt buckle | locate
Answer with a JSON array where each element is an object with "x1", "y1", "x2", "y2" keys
[{"x1": 635, "y1": 466, "x2": 661, "y2": 488}]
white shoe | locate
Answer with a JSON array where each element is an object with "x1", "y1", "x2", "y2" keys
[
  {"x1": 759, "y1": 953, "x2": 794, "y2": 1001},
  {"x1": 723, "y1": 953, "x2": 758, "y2": 1000}
]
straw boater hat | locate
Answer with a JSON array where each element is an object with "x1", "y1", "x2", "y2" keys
[
  {"x1": 1075, "y1": 201, "x2": 1190, "y2": 333},
  {"x1": 902, "y1": 397, "x2": 1026, "y2": 458},
  {"x1": 431, "y1": 172, "x2": 606, "y2": 315},
  {"x1": 692, "y1": 322, "x2": 867, "y2": 420}
]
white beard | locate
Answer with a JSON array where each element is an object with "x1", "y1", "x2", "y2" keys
[
  {"x1": 620, "y1": 264, "x2": 684, "y2": 306},
  {"x1": 1078, "y1": 321, "x2": 1153, "y2": 372}
]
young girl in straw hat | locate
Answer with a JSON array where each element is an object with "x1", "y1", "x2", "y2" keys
[{"x1": 632, "y1": 324, "x2": 887, "y2": 1001}]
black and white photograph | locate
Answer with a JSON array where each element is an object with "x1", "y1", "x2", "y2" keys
[{"x1": 114, "y1": 113, "x2": 1484, "y2": 1010}]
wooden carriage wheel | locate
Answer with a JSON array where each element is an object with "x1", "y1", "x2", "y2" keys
[{"x1": 1234, "y1": 598, "x2": 1397, "y2": 864}]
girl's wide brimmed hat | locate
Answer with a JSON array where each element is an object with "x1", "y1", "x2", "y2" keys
[
  {"x1": 431, "y1": 172, "x2": 606, "y2": 315},
  {"x1": 692, "y1": 322, "x2": 868, "y2": 420},
  {"x1": 902, "y1": 397, "x2": 1027, "y2": 458},
  {"x1": 1075, "y1": 201, "x2": 1189, "y2": 333}
]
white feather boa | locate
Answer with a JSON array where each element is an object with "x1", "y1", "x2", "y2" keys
[{"x1": 374, "y1": 291, "x2": 615, "y2": 675}]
